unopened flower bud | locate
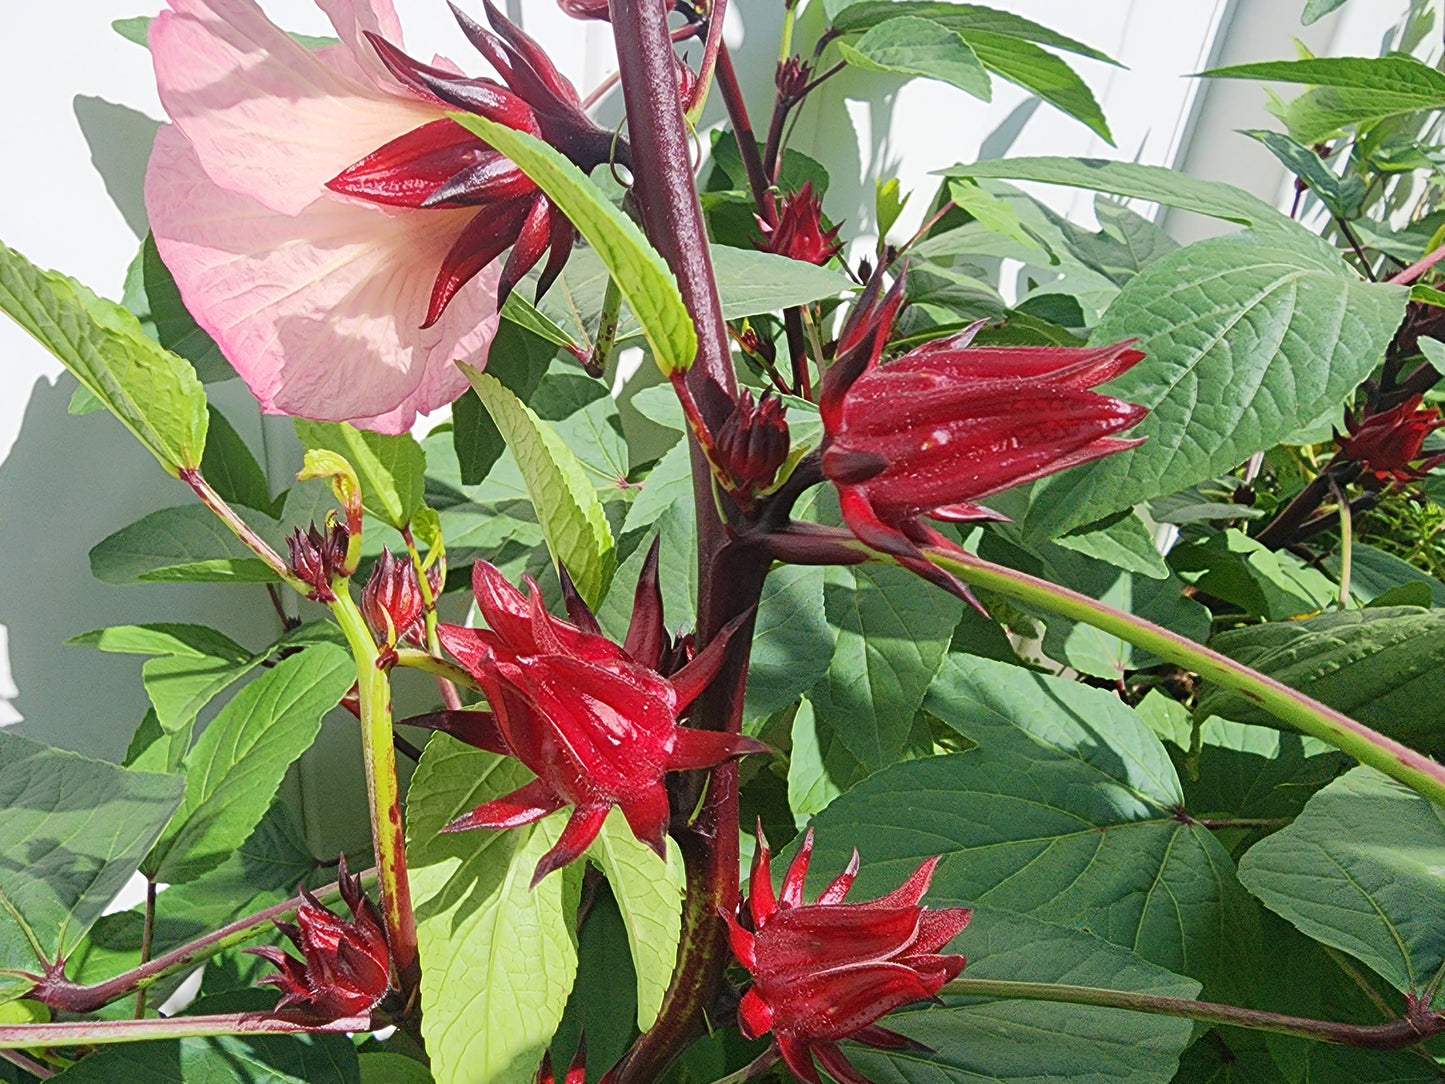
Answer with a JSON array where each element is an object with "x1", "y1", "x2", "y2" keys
[
  {"x1": 287, "y1": 522, "x2": 351, "y2": 602},
  {"x1": 757, "y1": 183, "x2": 843, "y2": 267},
  {"x1": 1338, "y1": 396, "x2": 1445, "y2": 483},
  {"x1": 776, "y1": 56, "x2": 810, "y2": 101},
  {"x1": 715, "y1": 389, "x2": 790, "y2": 501},
  {"x1": 361, "y1": 549, "x2": 436, "y2": 646}
]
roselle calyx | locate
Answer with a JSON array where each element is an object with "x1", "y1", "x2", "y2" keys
[
  {"x1": 362, "y1": 549, "x2": 444, "y2": 647},
  {"x1": 413, "y1": 544, "x2": 767, "y2": 886},
  {"x1": 715, "y1": 388, "x2": 790, "y2": 501},
  {"x1": 758, "y1": 183, "x2": 843, "y2": 266},
  {"x1": 328, "y1": 0, "x2": 622, "y2": 324},
  {"x1": 246, "y1": 856, "x2": 391, "y2": 1021},
  {"x1": 287, "y1": 522, "x2": 352, "y2": 603},
  {"x1": 1338, "y1": 395, "x2": 1445, "y2": 483},
  {"x1": 723, "y1": 827, "x2": 971, "y2": 1084},
  {"x1": 816, "y1": 267, "x2": 1147, "y2": 601}
]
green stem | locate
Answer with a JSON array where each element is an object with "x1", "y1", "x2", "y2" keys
[
  {"x1": 589, "y1": 277, "x2": 624, "y2": 379},
  {"x1": 330, "y1": 591, "x2": 420, "y2": 996},
  {"x1": 0, "y1": 1012, "x2": 375, "y2": 1051},
  {"x1": 392, "y1": 649, "x2": 487, "y2": 697},
  {"x1": 400, "y1": 528, "x2": 459, "y2": 711},
  {"x1": 181, "y1": 468, "x2": 306, "y2": 593},
  {"x1": 928, "y1": 547, "x2": 1445, "y2": 807},
  {"x1": 134, "y1": 879, "x2": 156, "y2": 1019},
  {"x1": 1330, "y1": 476, "x2": 1353, "y2": 609},
  {"x1": 941, "y1": 978, "x2": 1442, "y2": 1051}
]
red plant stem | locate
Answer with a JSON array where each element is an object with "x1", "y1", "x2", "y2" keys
[
  {"x1": 0, "y1": 1012, "x2": 375, "y2": 1050},
  {"x1": 609, "y1": 4, "x2": 773, "y2": 1083},
  {"x1": 715, "y1": 47, "x2": 777, "y2": 226},
  {"x1": 685, "y1": 0, "x2": 728, "y2": 119},
  {"x1": 1389, "y1": 242, "x2": 1445, "y2": 285},
  {"x1": 29, "y1": 876, "x2": 362, "y2": 1014},
  {"x1": 0, "y1": 1050, "x2": 52, "y2": 1078}
]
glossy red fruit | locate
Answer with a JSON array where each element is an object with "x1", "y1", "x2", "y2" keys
[
  {"x1": 423, "y1": 546, "x2": 767, "y2": 886},
  {"x1": 246, "y1": 856, "x2": 390, "y2": 1020},
  {"x1": 818, "y1": 267, "x2": 1147, "y2": 602},
  {"x1": 723, "y1": 828, "x2": 972, "y2": 1084}
]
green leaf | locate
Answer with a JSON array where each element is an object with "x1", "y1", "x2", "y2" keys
[
  {"x1": 202, "y1": 407, "x2": 282, "y2": 517},
  {"x1": 1238, "y1": 767, "x2": 1445, "y2": 1001},
  {"x1": 787, "y1": 695, "x2": 868, "y2": 819},
  {"x1": 1170, "y1": 529, "x2": 1337, "y2": 621},
  {"x1": 0, "y1": 239, "x2": 208, "y2": 475},
  {"x1": 806, "y1": 565, "x2": 962, "y2": 771},
  {"x1": 585, "y1": 810, "x2": 684, "y2": 1031},
  {"x1": 849, "y1": 910, "x2": 1198, "y2": 1084},
  {"x1": 294, "y1": 420, "x2": 426, "y2": 531},
  {"x1": 943, "y1": 157, "x2": 1300, "y2": 235},
  {"x1": 745, "y1": 563, "x2": 837, "y2": 725},
  {"x1": 838, "y1": 18, "x2": 992, "y2": 101},
  {"x1": 1052, "y1": 510, "x2": 1169, "y2": 579},
  {"x1": 49, "y1": 1030, "x2": 360, "y2": 1082},
  {"x1": 145, "y1": 642, "x2": 354, "y2": 883},
  {"x1": 501, "y1": 291, "x2": 579, "y2": 351},
  {"x1": 829, "y1": 2, "x2": 1119, "y2": 64},
  {"x1": 551, "y1": 888, "x2": 638, "y2": 1080},
  {"x1": 807, "y1": 655, "x2": 1257, "y2": 995},
  {"x1": 450, "y1": 115, "x2": 696, "y2": 376},
  {"x1": 1241, "y1": 129, "x2": 1365, "y2": 219},
  {"x1": 361, "y1": 1054, "x2": 435, "y2": 1084},
  {"x1": 452, "y1": 322, "x2": 555, "y2": 487},
  {"x1": 112, "y1": 16, "x2": 152, "y2": 46},
  {"x1": 0, "y1": 732, "x2": 185, "y2": 1000},
  {"x1": 1197, "y1": 606, "x2": 1445, "y2": 747},
  {"x1": 89, "y1": 503, "x2": 286, "y2": 584},
  {"x1": 1203, "y1": 56, "x2": 1445, "y2": 142},
  {"x1": 408, "y1": 736, "x2": 579, "y2": 1084},
  {"x1": 962, "y1": 31, "x2": 1112, "y2": 143},
  {"x1": 120, "y1": 233, "x2": 233, "y2": 383},
  {"x1": 465, "y1": 370, "x2": 615, "y2": 609},
  {"x1": 1024, "y1": 232, "x2": 1407, "y2": 537},
  {"x1": 876, "y1": 179, "x2": 910, "y2": 239},
  {"x1": 1334, "y1": 543, "x2": 1445, "y2": 607}
]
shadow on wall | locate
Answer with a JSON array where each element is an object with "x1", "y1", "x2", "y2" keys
[{"x1": 73, "y1": 95, "x2": 161, "y2": 242}]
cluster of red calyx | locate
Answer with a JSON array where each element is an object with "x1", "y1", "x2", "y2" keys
[
  {"x1": 247, "y1": 857, "x2": 391, "y2": 1020},
  {"x1": 327, "y1": 1, "x2": 620, "y2": 325},
  {"x1": 362, "y1": 549, "x2": 444, "y2": 648},
  {"x1": 287, "y1": 522, "x2": 351, "y2": 603},
  {"x1": 817, "y1": 267, "x2": 1148, "y2": 602},
  {"x1": 715, "y1": 388, "x2": 791, "y2": 502},
  {"x1": 723, "y1": 828, "x2": 972, "y2": 1084},
  {"x1": 410, "y1": 543, "x2": 767, "y2": 886},
  {"x1": 759, "y1": 183, "x2": 843, "y2": 267},
  {"x1": 1338, "y1": 395, "x2": 1445, "y2": 483}
]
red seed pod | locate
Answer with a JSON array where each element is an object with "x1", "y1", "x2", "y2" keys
[
  {"x1": 1338, "y1": 395, "x2": 1445, "y2": 483},
  {"x1": 246, "y1": 856, "x2": 391, "y2": 1020},
  {"x1": 817, "y1": 266, "x2": 1146, "y2": 603},
  {"x1": 414, "y1": 548, "x2": 768, "y2": 886},
  {"x1": 723, "y1": 827, "x2": 972, "y2": 1084}
]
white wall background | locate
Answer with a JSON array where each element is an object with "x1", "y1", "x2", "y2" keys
[{"x1": 0, "y1": 0, "x2": 1415, "y2": 844}]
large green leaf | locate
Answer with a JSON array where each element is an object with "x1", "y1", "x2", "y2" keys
[
  {"x1": 409, "y1": 736, "x2": 579, "y2": 1084},
  {"x1": 294, "y1": 420, "x2": 426, "y2": 531},
  {"x1": 585, "y1": 809, "x2": 684, "y2": 1031},
  {"x1": 452, "y1": 322, "x2": 554, "y2": 487},
  {"x1": 1024, "y1": 232, "x2": 1407, "y2": 537},
  {"x1": 839, "y1": 18, "x2": 992, "y2": 101},
  {"x1": 1203, "y1": 56, "x2": 1445, "y2": 142},
  {"x1": 465, "y1": 370, "x2": 615, "y2": 608},
  {"x1": 849, "y1": 910, "x2": 1197, "y2": 1084},
  {"x1": 1197, "y1": 606, "x2": 1445, "y2": 747},
  {"x1": 745, "y1": 563, "x2": 837, "y2": 725},
  {"x1": 145, "y1": 642, "x2": 353, "y2": 884},
  {"x1": 962, "y1": 32, "x2": 1112, "y2": 143},
  {"x1": 120, "y1": 233, "x2": 232, "y2": 383},
  {"x1": 1238, "y1": 767, "x2": 1445, "y2": 1002},
  {"x1": 50, "y1": 1028, "x2": 359, "y2": 1082},
  {"x1": 806, "y1": 565, "x2": 961, "y2": 771},
  {"x1": 0, "y1": 732, "x2": 184, "y2": 1001},
  {"x1": 450, "y1": 115, "x2": 696, "y2": 376},
  {"x1": 829, "y1": 2, "x2": 1117, "y2": 63},
  {"x1": 0, "y1": 240, "x2": 208, "y2": 475},
  {"x1": 90, "y1": 503, "x2": 287, "y2": 584},
  {"x1": 944, "y1": 158, "x2": 1300, "y2": 235},
  {"x1": 1241, "y1": 129, "x2": 1365, "y2": 219},
  {"x1": 807, "y1": 655, "x2": 1256, "y2": 995}
]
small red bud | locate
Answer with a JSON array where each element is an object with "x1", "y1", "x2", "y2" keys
[
  {"x1": 715, "y1": 389, "x2": 790, "y2": 501},
  {"x1": 1338, "y1": 396, "x2": 1445, "y2": 483},
  {"x1": 757, "y1": 183, "x2": 843, "y2": 267},
  {"x1": 361, "y1": 550, "x2": 439, "y2": 646},
  {"x1": 286, "y1": 522, "x2": 351, "y2": 602}
]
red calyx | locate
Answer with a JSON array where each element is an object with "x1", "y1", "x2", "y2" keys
[
  {"x1": 758, "y1": 183, "x2": 843, "y2": 266},
  {"x1": 817, "y1": 266, "x2": 1147, "y2": 605},
  {"x1": 1338, "y1": 395, "x2": 1445, "y2": 483},
  {"x1": 715, "y1": 388, "x2": 790, "y2": 501},
  {"x1": 246, "y1": 856, "x2": 391, "y2": 1021},
  {"x1": 327, "y1": 2, "x2": 618, "y2": 323},
  {"x1": 286, "y1": 522, "x2": 351, "y2": 603},
  {"x1": 722, "y1": 827, "x2": 971, "y2": 1084},
  {"x1": 415, "y1": 546, "x2": 767, "y2": 887},
  {"x1": 362, "y1": 549, "x2": 442, "y2": 648}
]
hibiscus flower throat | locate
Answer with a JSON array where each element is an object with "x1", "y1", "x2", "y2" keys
[{"x1": 326, "y1": 1, "x2": 624, "y2": 328}]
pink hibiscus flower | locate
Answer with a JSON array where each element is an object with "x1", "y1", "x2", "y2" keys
[{"x1": 145, "y1": 0, "x2": 601, "y2": 433}]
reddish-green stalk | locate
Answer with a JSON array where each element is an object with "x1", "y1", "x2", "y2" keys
[
  {"x1": 0, "y1": 1011, "x2": 377, "y2": 1051},
  {"x1": 608, "y1": 3, "x2": 774, "y2": 1082}
]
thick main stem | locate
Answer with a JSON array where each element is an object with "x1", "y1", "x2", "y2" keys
[
  {"x1": 928, "y1": 547, "x2": 1445, "y2": 807},
  {"x1": 609, "y1": 4, "x2": 771, "y2": 1083},
  {"x1": 940, "y1": 978, "x2": 1442, "y2": 1051},
  {"x1": 330, "y1": 592, "x2": 420, "y2": 996}
]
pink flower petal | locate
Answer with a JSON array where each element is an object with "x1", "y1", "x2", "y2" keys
[
  {"x1": 152, "y1": 0, "x2": 441, "y2": 215},
  {"x1": 147, "y1": 126, "x2": 498, "y2": 433},
  {"x1": 314, "y1": 0, "x2": 413, "y2": 91}
]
